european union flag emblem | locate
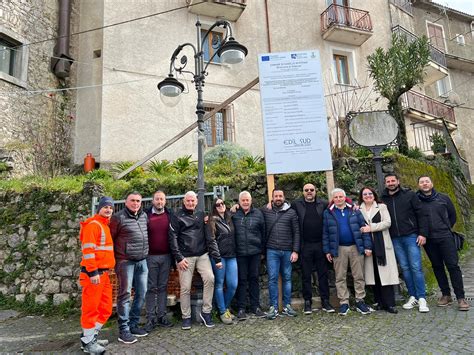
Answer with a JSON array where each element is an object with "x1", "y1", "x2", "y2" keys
[{"x1": 261, "y1": 56, "x2": 270, "y2": 61}]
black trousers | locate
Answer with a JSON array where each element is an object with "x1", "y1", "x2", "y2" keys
[
  {"x1": 301, "y1": 242, "x2": 330, "y2": 302},
  {"x1": 372, "y1": 254, "x2": 395, "y2": 308},
  {"x1": 424, "y1": 237, "x2": 465, "y2": 299},
  {"x1": 236, "y1": 254, "x2": 261, "y2": 311}
]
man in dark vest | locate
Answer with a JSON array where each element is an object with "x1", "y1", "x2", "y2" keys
[{"x1": 110, "y1": 191, "x2": 149, "y2": 344}]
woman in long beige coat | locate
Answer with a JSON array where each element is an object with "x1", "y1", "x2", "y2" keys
[{"x1": 359, "y1": 186, "x2": 399, "y2": 314}]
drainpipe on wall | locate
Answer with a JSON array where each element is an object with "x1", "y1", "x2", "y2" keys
[{"x1": 51, "y1": 0, "x2": 74, "y2": 78}]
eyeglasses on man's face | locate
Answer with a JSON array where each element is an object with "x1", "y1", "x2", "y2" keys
[{"x1": 304, "y1": 188, "x2": 315, "y2": 192}]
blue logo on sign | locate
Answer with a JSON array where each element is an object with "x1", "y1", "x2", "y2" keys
[
  {"x1": 261, "y1": 56, "x2": 270, "y2": 61},
  {"x1": 291, "y1": 54, "x2": 297, "y2": 59}
]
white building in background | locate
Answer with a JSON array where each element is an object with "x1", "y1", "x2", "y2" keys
[
  {"x1": 0, "y1": 1, "x2": 472, "y2": 179},
  {"x1": 73, "y1": 0, "x2": 390, "y2": 167}
]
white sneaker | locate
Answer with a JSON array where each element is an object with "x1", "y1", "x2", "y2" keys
[
  {"x1": 418, "y1": 298, "x2": 430, "y2": 313},
  {"x1": 402, "y1": 296, "x2": 418, "y2": 310}
]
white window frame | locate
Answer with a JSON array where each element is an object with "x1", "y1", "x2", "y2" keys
[
  {"x1": 330, "y1": 46, "x2": 357, "y2": 86},
  {"x1": 455, "y1": 34, "x2": 465, "y2": 46},
  {"x1": 200, "y1": 22, "x2": 227, "y2": 66},
  {"x1": 426, "y1": 21, "x2": 447, "y2": 53},
  {"x1": 0, "y1": 25, "x2": 28, "y2": 88},
  {"x1": 436, "y1": 75, "x2": 452, "y2": 98}
]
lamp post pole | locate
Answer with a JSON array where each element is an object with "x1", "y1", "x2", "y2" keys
[
  {"x1": 158, "y1": 18, "x2": 247, "y2": 212},
  {"x1": 195, "y1": 20, "x2": 206, "y2": 212}
]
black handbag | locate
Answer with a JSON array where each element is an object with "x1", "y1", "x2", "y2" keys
[{"x1": 452, "y1": 231, "x2": 465, "y2": 251}]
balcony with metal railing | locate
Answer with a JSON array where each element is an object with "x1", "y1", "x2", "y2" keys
[
  {"x1": 321, "y1": 4, "x2": 373, "y2": 46},
  {"x1": 402, "y1": 90, "x2": 456, "y2": 124},
  {"x1": 187, "y1": 0, "x2": 247, "y2": 21},
  {"x1": 392, "y1": 25, "x2": 448, "y2": 85},
  {"x1": 390, "y1": 0, "x2": 413, "y2": 15}
]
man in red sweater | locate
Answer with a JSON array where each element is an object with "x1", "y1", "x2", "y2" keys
[
  {"x1": 144, "y1": 190, "x2": 175, "y2": 332},
  {"x1": 79, "y1": 196, "x2": 115, "y2": 353}
]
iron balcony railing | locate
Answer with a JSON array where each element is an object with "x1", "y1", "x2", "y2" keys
[
  {"x1": 392, "y1": 25, "x2": 447, "y2": 67},
  {"x1": 390, "y1": 0, "x2": 413, "y2": 15},
  {"x1": 321, "y1": 4, "x2": 372, "y2": 33},
  {"x1": 402, "y1": 90, "x2": 455, "y2": 124}
]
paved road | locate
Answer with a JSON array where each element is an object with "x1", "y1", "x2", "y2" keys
[{"x1": 1, "y1": 253, "x2": 473, "y2": 353}]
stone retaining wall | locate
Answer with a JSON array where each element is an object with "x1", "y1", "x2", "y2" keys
[{"x1": 0, "y1": 156, "x2": 471, "y2": 306}]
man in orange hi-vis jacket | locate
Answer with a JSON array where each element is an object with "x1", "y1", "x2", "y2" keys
[{"x1": 79, "y1": 196, "x2": 115, "y2": 354}]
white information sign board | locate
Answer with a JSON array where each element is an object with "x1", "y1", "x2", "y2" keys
[{"x1": 258, "y1": 50, "x2": 332, "y2": 174}]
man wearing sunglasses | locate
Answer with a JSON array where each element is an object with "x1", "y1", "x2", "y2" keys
[{"x1": 291, "y1": 184, "x2": 335, "y2": 314}]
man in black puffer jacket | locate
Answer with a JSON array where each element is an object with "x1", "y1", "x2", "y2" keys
[
  {"x1": 232, "y1": 191, "x2": 266, "y2": 320},
  {"x1": 110, "y1": 191, "x2": 149, "y2": 344},
  {"x1": 168, "y1": 191, "x2": 221, "y2": 331},
  {"x1": 261, "y1": 189, "x2": 300, "y2": 320},
  {"x1": 417, "y1": 175, "x2": 469, "y2": 311}
]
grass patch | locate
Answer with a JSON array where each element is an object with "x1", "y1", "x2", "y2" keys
[{"x1": 0, "y1": 293, "x2": 80, "y2": 317}]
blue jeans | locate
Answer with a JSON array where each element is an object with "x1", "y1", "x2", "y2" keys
[
  {"x1": 392, "y1": 234, "x2": 426, "y2": 299},
  {"x1": 211, "y1": 257, "x2": 238, "y2": 314},
  {"x1": 115, "y1": 259, "x2": 148, "y2": 332},
  {"x1": 267, "y1": 249, "x2": 292, "y2": 308}
]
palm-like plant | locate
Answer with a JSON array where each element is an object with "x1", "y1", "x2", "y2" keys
[
  {"x1": 172, "y1": 155, "x2": 196, "y2": 174},
  {"x1": 111, "y1": 161, "x2": 144, "y2": 180},
  {"x1": 148, "y1": 159, "x2": 172, "y2": 174}
]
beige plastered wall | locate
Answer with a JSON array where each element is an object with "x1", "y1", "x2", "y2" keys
[{"x1": 75, "y1": 0, "x2": 396, "y2": 165}]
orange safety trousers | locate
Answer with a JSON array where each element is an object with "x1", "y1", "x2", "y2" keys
[{"x1": 80, "y1": 272, "x2": 113, "y2": 329}]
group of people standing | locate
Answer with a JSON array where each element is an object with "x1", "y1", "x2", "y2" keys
[{"x1": 77, "y1": 173, "x2": 470, "y2": 353}]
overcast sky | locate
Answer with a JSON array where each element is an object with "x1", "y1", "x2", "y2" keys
[{"x1": 440, "y1": 0, "x2": 473, "y2": 15}]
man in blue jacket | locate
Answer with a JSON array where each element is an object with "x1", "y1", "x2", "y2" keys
[
  {"x1": 323, "y1": 188, "x2": 372, "y2": 316},
  {"x1": 261, "y1": 189, "x2": 300, "y2": 320}
]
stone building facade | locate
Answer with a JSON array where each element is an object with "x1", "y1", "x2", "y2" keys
[
  {"x1": 410, "y1": 0, "x2": 474, "y2": 178},
  {"x1": 73, "y1": 0, "x2": 390, "y2": 166},
  {"x1": 0, "y1": 0, "x2": 78, "y2": 176},
  {"x1": 1, "y1": 1, "x2": 473, "y2": 179}
]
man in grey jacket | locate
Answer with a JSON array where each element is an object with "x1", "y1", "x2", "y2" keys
[
  {"x1": 110, "y1": 191, "x2": 149, "y2": 344},
  {"x1": 261, "y1": 189, "x2": 300, "y2": 320}
]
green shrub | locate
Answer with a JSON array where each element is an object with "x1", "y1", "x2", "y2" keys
[
  {"x1": 353, "y1": 147, "x2": 373, "y2": 158},
  {"x1": 172, "y1": 155, "x2": 196, "y2": 174},
  {"x1": 148, "y1": 159, "x2": 173, "y2": 174},
  {"x1": 111, "y1": 161, "x2": 145, "y2": 180},
  {"x1": 238, "y1": 155, "x2": 265, "y2": 172},
  {"x1": 406, "y1": 147, "x2": 424, "y2": 160},
  {"x1": 206, "y1": 156, "x2": 234, "y2": 176},
  {"x1": 85, "y1": 169, "x2": 113, "y2": 180},
  {"x1": 204, "y1": 142, "x2": 251, "y2": 166}
]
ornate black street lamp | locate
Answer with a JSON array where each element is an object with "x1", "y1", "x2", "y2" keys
[{"x1": 158, "y1": 19, "x2": 248, "y2": 211}]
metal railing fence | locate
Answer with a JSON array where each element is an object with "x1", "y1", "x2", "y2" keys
[{"x1": 91, "y1": 186, "x2": 228, "y2": 215}]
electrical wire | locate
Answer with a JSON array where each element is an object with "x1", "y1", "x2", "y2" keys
[
  {"x1": 0, "y1": 77, "x2": 154, "y2": 97},
  {"x1": 0, "y1": 1, "x2": 204, "y2": 54}
]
